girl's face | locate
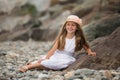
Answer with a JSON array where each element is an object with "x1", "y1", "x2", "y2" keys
[{"x1": 65, "y1": 21, "x2": 77, "y2": 34}]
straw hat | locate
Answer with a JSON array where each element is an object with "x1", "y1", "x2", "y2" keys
[{"x1": 66, "y1": 15, "x2": 82, "y2": 26}]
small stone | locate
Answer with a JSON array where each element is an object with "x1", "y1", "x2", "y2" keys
[
  {"x1": 64, "y1": 70, "x2": 75, "y2": 79},
  {"x1": 101, "y1": 77, "x2": 109, "y2": 80},
  {"x1": 112, "y1": 75, "x2": 120, "y2": 80},
  {"x1": 74, "y1": 79, "x2": 82, "y2": 80},
  {"x1": 38, "y1": 73, "x2": 48, "y2": 79},
  {"x1": 67, "y1": 75, "x2": 83, "y2": 80},
  {"x1": 0, "y1": 50, "x2": 7, "y2": 56},
  {"x1": 102, "y1": 70, "x2": 113, "y2": 79},
  {"x1": 0, "y1": 59, "x2": 5, "y2": 66}
]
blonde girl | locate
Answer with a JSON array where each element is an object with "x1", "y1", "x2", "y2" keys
[{"x1": 19, "y1": 15, "x2": 96, "y2": 72}]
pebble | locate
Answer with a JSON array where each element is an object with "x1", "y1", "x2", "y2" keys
[{"x1": 0, "y1": 41, "x2": 119, "y2": 80}]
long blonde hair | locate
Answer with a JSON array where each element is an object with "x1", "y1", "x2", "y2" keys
[{"x1": 54, "y1": 22, "x2": 89, "y2": 52}]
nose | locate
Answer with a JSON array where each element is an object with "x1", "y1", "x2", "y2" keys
[{"x1": 68, "y1": 25, "x2": 73, "y2": 28}]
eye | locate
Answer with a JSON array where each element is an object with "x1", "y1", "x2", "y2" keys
[
  {"x1": 72, "y1": 24, "x2": 75, "y2": 26},
  {"x1": 66, "y1": 23, "x2": 70, "y2": 26}
]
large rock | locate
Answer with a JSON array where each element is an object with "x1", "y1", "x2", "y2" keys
[
  {"x1": 0, "y1": 15, "x2": 32, "y2": 41},
  {"x1": 83, "y1": 14, "x2": 120, "y2": 41},
  {"x1": 0, "y1": 15, "x2": 31, "y2": 31},
  {"x1": 28, "y1": 0, "x2": 51, "y2": 12},
  {"x1": 0, "y1": 0, "x2": 51, "y2": 13},
  {"x1": 72, "y1": 0, "x2": 100, "y2": 17},
  {"x1": 64, "y1": 27, "x2": 120, "y2": 72},
  {"x1": 0, "y1": 0, "x2": 28, "y2": 13}
]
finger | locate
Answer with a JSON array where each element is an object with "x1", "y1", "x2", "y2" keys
[
  {"x1": 94, "y1": 52, "x2": 96, "y2": 56},
  {"x1": 88, "y1": 53, "x2": 91, "y2": 56},
  {"x1": 93, "y1": 54, "x2": 96, "y2": 57},
  {"x1": 92, "y1": 53, "x2": 95, "y2": 56},
  {"x1": 91, "y1": 53, "x2": 95, "y2": 57},
  {"x1": 93, "y1": 53, "x2": 96, "y2": 57}
]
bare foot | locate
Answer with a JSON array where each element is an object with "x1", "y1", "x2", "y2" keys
[
  {"x1": 19, "y1": 66, "x2": 28, "y2": 72},
  {"x1": 19, "y1": 61, "x2": 39, "y2": 72}
]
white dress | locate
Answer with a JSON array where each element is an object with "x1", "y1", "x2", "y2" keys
[{"x1": 41, "y1": 36, "x2": 76, "y2": 70}]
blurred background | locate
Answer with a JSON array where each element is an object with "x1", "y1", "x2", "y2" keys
[
  {"x1": 0, "y1": 0, "x2": 120, "y2": 42},
  {"x1": 0, "y1": 0, "x2": 120, "y2": 80}
]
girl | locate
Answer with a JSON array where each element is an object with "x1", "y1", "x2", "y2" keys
[{"x1": 19, "y1": 15, "x2": 96, "y2": 72}]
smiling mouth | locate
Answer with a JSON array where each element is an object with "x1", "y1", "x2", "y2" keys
[{"x1": 68, "y1": 29, "x2": 74, "y2": 31}]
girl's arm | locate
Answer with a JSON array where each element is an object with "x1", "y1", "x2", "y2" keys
[
  {"x1": 83, "y1": 45, "x2": 96, "y2": 56},
  {"x1": 45, "y1": 40, "x2": 58, "y2": 59},
  {"x1": 37, "y1": 40, "x2": 58, "y2": 63},
  {"x1": 38, "y1": 41, "x2": 58, "y2": 62}
]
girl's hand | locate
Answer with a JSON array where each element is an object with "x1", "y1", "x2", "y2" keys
[{"x1": 88, "y1": 51, "x2": 96, "y2": 57}]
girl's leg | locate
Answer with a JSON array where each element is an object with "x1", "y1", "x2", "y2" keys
[
  {"x1": 27, "y1": 62, "x2": 46, "y2": 69},
  {"x1": 19, "y1": 62, "x2": 48, "y2": 72}
]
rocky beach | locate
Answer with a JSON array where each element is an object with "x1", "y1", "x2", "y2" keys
[
  {"x1": 0, "y1": 0, "x2": 120, "y2": 80},
  {"x1": 0, "y1": 41, "x2": 120, "y2": 80},
  {"x1": 0, "y1": 40, "x2": 120, "y2": 80}
]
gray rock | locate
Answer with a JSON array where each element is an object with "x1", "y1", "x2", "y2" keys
[{"x1": 0, "y1": 59, "x2": 5, "y2": 67}]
